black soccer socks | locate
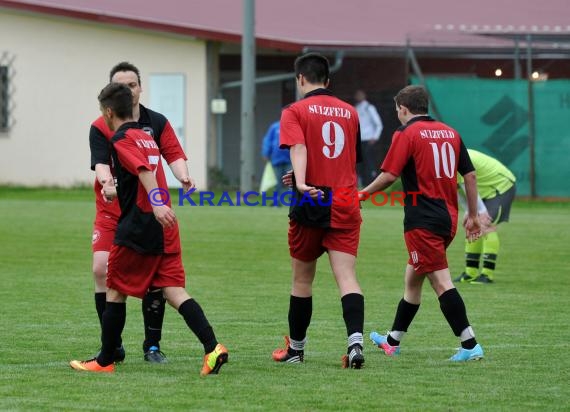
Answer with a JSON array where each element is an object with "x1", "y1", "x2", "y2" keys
[
  {"x1": 98, "y1": 302, "x2": 126, "y2": 366},
  {"x1": 288, "y1": 295, "x2": 313, "y2": 342},
  {"x1": 94, "y1": 292, "x2": 106, "y2": 326},
  {"x1": 341, "y1": 293, "x2": 364, "y2": 337},
  {"x1": 438, "y1": 288, "x2": 477, "y2": 349},
  {"x1": 142, "y1": 288, "x2": 166, "y2": 352},
  {"x1": 178, "y1": 298, "x2": 217, "y2": 354},
  {"x1": 388, "y1": 298, "x2": 420, "y2": 345}
]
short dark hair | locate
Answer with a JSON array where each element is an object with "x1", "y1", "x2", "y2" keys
[
  {"x1": 109, "y1": 61, "x2": 141, "y2": 85},
  {"x1": 294, "y1": 53, "x2": 329, "y2": 85},
  {"x1": 98, "y1": 83, "x2": 133, "y2": 120},
  {"x1": 394, "y1": 85, "x2": 429, "y2": 114}
]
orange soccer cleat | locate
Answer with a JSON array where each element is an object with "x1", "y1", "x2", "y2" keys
[
  {"x1": 69, "y1": 358, "x2": 114, "y2": 373},
  {"x1": 200, "y1": 343, "x2": 229, "y2": 376},
  {"x1": 272, "y1": 336, "x2": 304, "y2": 363}
]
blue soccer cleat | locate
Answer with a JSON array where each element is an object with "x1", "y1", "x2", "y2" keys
[
  {"x1": 449, "y1": 344, "x2": 484, "y2": 362},
  {"x1": 370, "y1": 331, "x2": 400, "y2": 356}
]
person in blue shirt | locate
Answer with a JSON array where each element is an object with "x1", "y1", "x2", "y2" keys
[{"x1": 261, "y1": 120, "x2": 292, "y2": 196}]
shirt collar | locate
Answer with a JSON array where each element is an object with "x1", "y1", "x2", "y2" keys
[
  {"x1": 116, "y1": 121, "x2": 140, "y2": 133},
  {"x1": 303, "y1": 88, "x2": 333, "y2": 99},
  {"x1": 405, "y1": 115, "x2": 434, "y2": 126}
]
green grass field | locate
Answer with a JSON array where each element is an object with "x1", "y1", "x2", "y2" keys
[{"x1": 1, "y1": 188, "x2": 569, "y2": 411}]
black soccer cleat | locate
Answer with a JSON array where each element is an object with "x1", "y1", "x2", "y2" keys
[
  {"x1": 144, "y1": 346, "x2": 168, "y2": 363},
  {"x1": 470, "y1": 274, "x2": 493, "y2": 284},
  {"x1": 342, "y1": 344, "x2": 364, "y2": 369},
  {"x1": 454, "y1": 272, "x2": 475, "y2": 283},
  {"x1": 95, "y1": 345, "x2": 125, "y2": 364},
  {"x1": 114, "y1": 345, "x2": 126, "y2": 363}
]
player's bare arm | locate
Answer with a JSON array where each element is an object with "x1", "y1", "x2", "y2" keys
[
  {"x1": 458, "y1": 182, "x2": 492, "y2": 230},
  {"x1": 168, "y1": 158, "x2": 196, "y2": 193},
  {"x1": 462, "y1": 171, "x2": 482, "y2": 242},
  {"x1": 138, "y1": 169, "x2": 177, "y2": 228},
  {"x1": 289, "y1": 144, "x2": 323, "y2": 199},
  {"x1": 95, "y1": 163, "x2": 116, "y2": 202},
  {"x1": 359, "y1": 172, "x2": 398, "y2": 200}
]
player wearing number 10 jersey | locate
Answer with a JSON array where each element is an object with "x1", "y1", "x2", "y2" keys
[
  {"x1": 361, "y1": 85, "x2": 485, "y2": 362},
  {"x1": 272, "y1": 53, "x2": 365, "y2": 369}
]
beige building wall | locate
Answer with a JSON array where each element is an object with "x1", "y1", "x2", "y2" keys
[{"x1": 0, "y1": 9, "x2": 208, "y2": 188}]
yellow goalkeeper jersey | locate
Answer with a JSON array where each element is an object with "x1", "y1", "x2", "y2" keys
[{"x1": 458, "y1": 149, "x2": 516, "y2": 199}]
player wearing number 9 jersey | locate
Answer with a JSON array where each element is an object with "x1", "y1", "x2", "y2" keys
[
  {"x1": 272, "y1": 53, "x2": 366, "y2": 369},
  {"x1": 279, "y1": 84, "x2": 362, "y2": 230},
  {"x1": 361, "y1": 85, "x2": 485, "y2": 362}
]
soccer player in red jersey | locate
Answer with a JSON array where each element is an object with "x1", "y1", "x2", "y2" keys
[
  {"x1": 272, "y1": 53, "x2": 365, "y2": 368},
  {"x1": 361, "y1": 85, "x2": 484, "y2": 361},
  {"x1": 90, "y1": 62, "x2": 193, "y2": 363},
  {"x1": 71, "y1": 83, "x2": 228, "y2": 374}
]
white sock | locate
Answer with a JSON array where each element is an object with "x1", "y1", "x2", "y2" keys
[
  {"x1": 348, "y1": 332, "x2": 363, "y2": 349},
  {"x1": 460, "y1": 326, "x2": 475, "y2": 342},
  {"x1": 389, "y1": 330, "x2": 405, "y2": 342},
  {"x1": 289, "y1": 337, "x2": 306, "y2": 351}
]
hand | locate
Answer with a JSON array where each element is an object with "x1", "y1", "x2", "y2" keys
[
  {"x1": 464, "y1": 210, "x2": 493, "y2": 235},
  {"x1": 282, "y1": 170, "x2": 293, "y2": 188},
  {"x1": 479, "y1": 211, "x2": 493, "y2": 232},
  {"x1": 463, "y1": 214, "x2": 482, "y2": 243},
  {"x1": 358, "y1": 191, "x2": 369, "y2": 202},
  {"x1": 179, "y1": 176, "x2": 196, "y2": 194},
  {"x1": 296, "y1": 183, "x2": 324, "y2": 200},
  {"x1": 152, "y1": 204, "x2": 177, "y2": 228},
  {"x1": 100, "y1": 179, "x2": 117, "y2": 203}
]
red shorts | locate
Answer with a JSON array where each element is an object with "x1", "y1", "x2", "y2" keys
[
  {"x1": 288, "y1": 220, "x2": 360, "y2": 262},
  {"x1": 107, "y1": 244, "x2": 185, "y2": 298},
  {"x1": 91, "y1": 222, "x2": 117, "y2": 252},
  {"x1": 404, "y1": 228, "x2": 453, "y2": 275}
]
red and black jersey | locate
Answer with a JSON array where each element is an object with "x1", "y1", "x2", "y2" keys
[
  {"x1": 280, "y1": 89, "x2": 362, "y2": 229},
  {"x1": 110, "y1": 122, "x2": 181, "y2": 255},
  {"x1": 89, "y1": 104, "x2": 186, "y2": 224},
  {"x1": 381, "y1": 115, "x2": 474, "y2": 237},
  {"x1": 90, "y1": 117, "x2": 121, "y2": 223}
]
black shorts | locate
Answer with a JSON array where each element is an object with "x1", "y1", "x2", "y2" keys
[{"x1": 484, "y1": 184, "x2": 516, "y2": 224}]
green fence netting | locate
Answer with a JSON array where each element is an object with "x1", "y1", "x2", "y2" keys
[{"x1": 411, "y1": 77, "x2": 570, "y2": 197}]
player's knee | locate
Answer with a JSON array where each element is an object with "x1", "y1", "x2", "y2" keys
[
  {"x1": 335, "y1": 272, "x2": 359, "y2": 290},
  {"x1": 163, "y1": 287, "x2": 190, "y2": 309},
  {"x1": 404, "y1": 281, "x2": 422, "y2": 302},
  {"x1": 92, "y1": 262, "x2": 106, "y2": 280},
  {"x1": 291, "y1": 278, "x2": 313, "y2": 296},
  {"x1": 292, "y1": 277, "x2": 315, "y2": 298},
  {"x1": 428, "y1": 277, "x2": 453, "y2": 296},
  {"x1": 92, "y1": 252, "x2": 109, "y2": 280}
]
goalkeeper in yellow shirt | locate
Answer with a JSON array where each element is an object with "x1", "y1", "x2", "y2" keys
[{"x1": 455, "y1": 149, "x2": 516, "y2": 284}]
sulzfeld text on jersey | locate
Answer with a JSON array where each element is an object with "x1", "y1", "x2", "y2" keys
[
  {"x1": 135, "y1": 139, "x2": 159, "y2": 149},
  {"x1": 419, "y1": 129, "x2": 456, "y2": 139},
  {"x1": 308, "y1": 105, "x2": 351, "y2": 119}
]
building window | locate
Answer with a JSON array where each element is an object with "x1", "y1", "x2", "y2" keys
[
  {"x1": 0, "y1": 52, "x2": 15, "y2": 133},
  {"x1": 0, "y1": 65, "x2": 8, "y2": 132}
]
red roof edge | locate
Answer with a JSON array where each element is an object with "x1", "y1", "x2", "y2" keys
[{"x1": 0, "y1": 0, "x2": 304, "y2": 51}]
